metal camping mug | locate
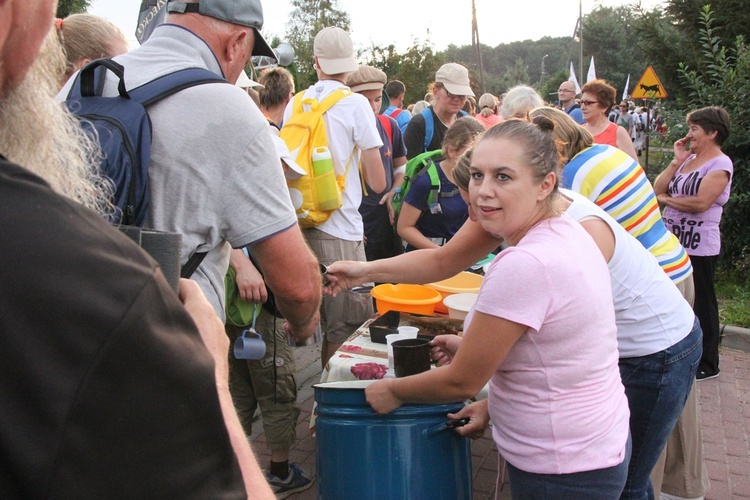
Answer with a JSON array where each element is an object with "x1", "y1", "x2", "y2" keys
[
  {"x1": 234, "y1": 328, "x2": 266, "y2": 360},
  {"x1": 392, "y1": 337, "x2": 432, "y2": 377}
]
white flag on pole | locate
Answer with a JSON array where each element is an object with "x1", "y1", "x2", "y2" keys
[
  {"x1": 587, "y1": 56, "x2": 597, "y2": 82},
  {"x1": 568, "y1": 62, "x2": 581, "y2": 94},
  {"x1": 622, "y1": 74, "x2": 631, "y2": 100}
]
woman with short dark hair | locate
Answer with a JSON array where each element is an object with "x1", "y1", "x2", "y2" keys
[
  {"x1": 580, "y1": 79, "x2": 638, "y2": 160},
  {"x1": 654, "y1": 106, "x2": 733, "y2": 381}
]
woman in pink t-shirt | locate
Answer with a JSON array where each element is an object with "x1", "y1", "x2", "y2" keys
[{"x1": 365, "y1": 119, "x2": 631, "y2": 496}]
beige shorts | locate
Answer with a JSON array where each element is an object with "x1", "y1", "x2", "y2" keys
[{"x1": 304, "y1": 228, "x2": 374, "y2": 344}]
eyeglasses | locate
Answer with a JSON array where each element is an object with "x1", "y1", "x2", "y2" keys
[
  {"x1": 579, "y1": 100, "x2": 599, "y2": 107},
  {"x1": 620, "y1": 105, "x2": 628, "y2": 108},
  {"x1": 558, "y1": 88, "x2": 574, "y2": 93},
  {"x1": 444, "y1": 89, "x2": 468, "y2": 102}
]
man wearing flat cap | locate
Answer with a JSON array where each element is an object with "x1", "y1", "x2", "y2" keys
[
  {"x1": 347, "y1": 65, "x2": 407, "y2": 263},
  {"x1": 404, "y1": 62, "x2": 475, "y2": 159},
  {"x1": 59, "y1": 0, "x2": 322, "y2": 344},
  {"x1": 284, "y1": 27, "x2": 386, "y2": 368}
]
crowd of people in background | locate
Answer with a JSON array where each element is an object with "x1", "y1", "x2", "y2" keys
[{"x1": 1, "y1": 1, "x2": 733, "y2": 498}]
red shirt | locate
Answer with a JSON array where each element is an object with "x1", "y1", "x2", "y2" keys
[{"x1": 593, "y1": 121, "x2": 619, "y2": 147}]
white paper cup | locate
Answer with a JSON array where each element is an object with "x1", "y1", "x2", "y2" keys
[
  {"x1": 386, "y1": 333, "x2": 408, "y2": 368},
  {"x1": 397, "y1": 326, "x2": 419, "y2": 338}
]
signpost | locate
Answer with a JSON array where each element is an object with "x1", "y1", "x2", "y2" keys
[{"x1": 631, "y1": 66, "x2": 668, "y2": 175}]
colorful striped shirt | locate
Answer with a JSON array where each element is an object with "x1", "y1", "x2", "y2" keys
[{"x1": 561, "y1": 144, "x2": 693, "y2": 284}]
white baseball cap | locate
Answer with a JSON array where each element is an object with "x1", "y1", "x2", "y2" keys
[{"x1": 313, "y1": 27, "x2": 357, "y2": 75}]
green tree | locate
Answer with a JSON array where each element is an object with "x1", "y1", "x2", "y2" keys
[
  {"x1": 384, "y1": 38, "x2": 444, "y2": 106},
  {"x1": 56, "y1": 0, "x2": 90, "y2": 17},
  {"x1": 636, "y1": 0, "x2": 750, "y2": 103},
  {"x1": 581, "y1": 6, "x2": 649, "y2": 93},
  {"x1": 633, "y1": 5, "x2": 687, "y2": 102},
  {"x1": 666, "y1": 0, "x2": 750, "y2": 49},
  {"x1": 284, "y1": 0, "x2": 351, "y2": 90},
  {"x1": 359, "y1": 43, "x2": 402, "y2": 80},
  {"x1": 363, "y1": 36, "x2": 469, "y2": 107},
  {"x1": 497, "y1": 58, "x2": 530, "y2": 92}
]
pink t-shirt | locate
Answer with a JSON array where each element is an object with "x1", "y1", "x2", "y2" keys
[{"x1": 465, "y1": 214, "x2": 630, "y2": 474}]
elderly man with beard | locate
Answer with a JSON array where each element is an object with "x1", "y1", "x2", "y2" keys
[{"x1": 0, "y1": 2, "x2": 274, "y2": 498}]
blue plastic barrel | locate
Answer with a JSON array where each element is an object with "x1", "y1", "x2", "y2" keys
[{"x1": 314, "y1": 381, "x2": 472, "y2": 499}]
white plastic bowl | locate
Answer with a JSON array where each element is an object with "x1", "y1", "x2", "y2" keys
[{"x1": 442, "y1": 293, "x2": 478, "y2": 320}]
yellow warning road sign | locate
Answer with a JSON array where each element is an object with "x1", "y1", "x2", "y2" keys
[{"x1": 631, "y1": 66, "x2": 668, "y2": 99}]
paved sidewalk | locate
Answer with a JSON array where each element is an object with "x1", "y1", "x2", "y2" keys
[{"x1": 250, "y1": 346, "x2": 750, "y2": 499}]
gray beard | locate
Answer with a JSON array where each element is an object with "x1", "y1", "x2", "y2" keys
[{"x1": 0, "y1": 34, "x2": 112, "y2": 217}]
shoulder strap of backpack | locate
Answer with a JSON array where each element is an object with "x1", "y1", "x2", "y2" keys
[
  {"x1": 128, "y1": 67, "x2": 228, "y2": 106},
  {"x1": 316, "y1": 88, "x2": 352, "y2": 114},
  {"x1": 424, "y1": 157, "x2": 441, "y2": 206},
  {"x1": 376, "y1": 114, "x2": 393, "y2": 145},
  {"x1": 388, "y1": 108, "x2": 403, "y2": 119},
  {"x1": 290, "y1": 90, "x2": 306, "y2": 114},
  {"x1": 420, "y1": 108, "x2": 434, "y2": 152},
  {"x1": 289, "y1": 88, "x2": 351, "y2": 118},
  {"x1": 404, "y1": 150, "x2": 442, "y2": 207},
  {"x1": 181, "y1": 251, "x2": 208, "y2": 279},
  {"x1": 68, "y1": 58, "x2": 227, "y2": 105}
]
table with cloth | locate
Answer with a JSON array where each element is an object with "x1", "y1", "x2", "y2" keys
[
  {"x1": 320, "y1": 312, "x2": 468, "y2": 383},
  {"x1": 312, "y1": 312, "x2": 487, "y2": 432}
]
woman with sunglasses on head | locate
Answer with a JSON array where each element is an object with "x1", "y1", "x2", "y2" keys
[{"x1": 580, "y1": 79, "x2": 638, "y2": 161}]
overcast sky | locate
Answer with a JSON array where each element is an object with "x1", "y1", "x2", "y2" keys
[{"x1": 89, "y1": 0, "x2": 665, "y2": 53}]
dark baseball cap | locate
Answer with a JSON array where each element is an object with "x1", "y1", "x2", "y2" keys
[{"x1": 167, "y1": 0, "x2": 276, "y2": 58}]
